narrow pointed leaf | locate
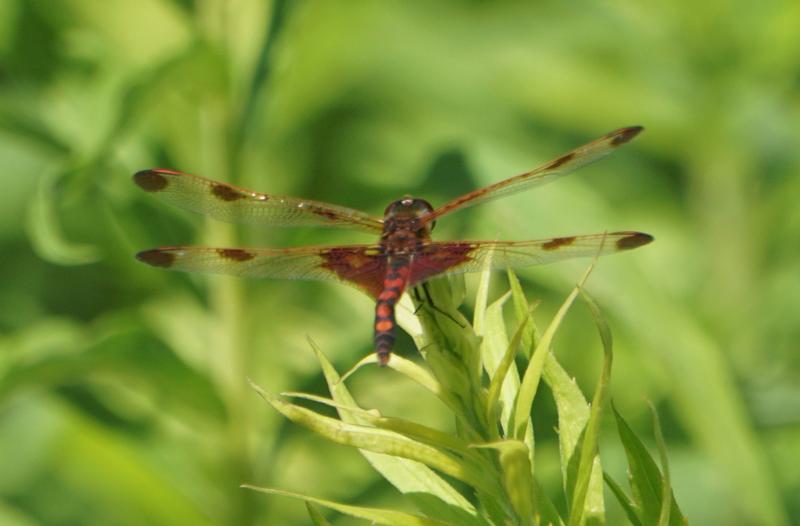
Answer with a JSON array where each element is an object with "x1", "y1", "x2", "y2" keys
[
  {"x1": 512, "y1": 262, "x2": 595, "y2": 440},
  {"x1": 306, "y1": 502, "x2": 334, "y2": 526},
  {"x1": 480, "y1": 291, "x2": 519, "y2": 432},
  {"x1": 602, "y1": 473, "x2": 643, "y2": 526},
  {"x1": 566, "y1": 289, "x2": 610, "y2": 526},
  {"x1": 243, "y1": 486, "x2": 457, "y2": 526},
  {"x1": 486, "y1": 303, "x2": 534, "y2": 438},
  {"x1": 507, "y1": 269, "x2": 540, "y2": 359},
  {"x1": 473, "y1": 440, "x2": 536, "y2": 526},
  {"x1": 249, "y1": 381, "x2": 496, "y2": 497},
  {"x1": 282, "y1": 391, "x2": 488, "y2": 467},
  {"x1": 649, "y1": 402, "x2": 671, "y2": 526},
  {"x1": 308, "y1": 342, "x2": 484, "y2": 524},
  {"x1": 611, "y1": 405, "x2": 687, "y2": 526},
  {"x1": 472, "y1": 246, "x2": 494, "y2": 332}
]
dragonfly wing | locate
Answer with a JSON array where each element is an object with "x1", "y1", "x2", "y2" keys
[
  {"x1": 137, "y1": 244, "x2": 387, "y2": 298},
  {"x1": 409, "y1": 232, "x2": 652, "y2": 285},
  {"x1": 133, "y1": 169, "x2": 384, "y2": 233},
  {"x1": 424, "y1": 126, "x2": 643, "y2": 224}
]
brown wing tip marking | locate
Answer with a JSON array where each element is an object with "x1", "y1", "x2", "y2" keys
[
  {"x1": 217, "y1": 248, "x2": 255, "y2": 261},
  {"x1": 616, "y1": 232, "x2": 654, "y2": 250},
  {"x1": 133, "y1": 170, "x2": 169, "y2": 192},
  {"x1": 610, "y1": 126, "x2": 644, "y2": 146},
  {"x1": 542, "y1": 236, "x2": 577, "y2": 250},
  {"x1": 211, "y1": 183, "x2": 246, "y2": 201},
  {"x1": 547, "y1": 152, "x2": 577, "y2": 170},
  {"x1": 136, "y1": 249, "x2": 176, "y2": 267}
]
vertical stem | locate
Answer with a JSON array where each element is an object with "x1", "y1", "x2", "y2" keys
[{"x1": 197, "y1": 1, "x2": 292, "y2": 523}]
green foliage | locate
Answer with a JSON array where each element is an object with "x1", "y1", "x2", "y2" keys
[
  {"x1": 604, "y1": 404, "x2": 687, "y2": 526},
  {"x1": 247, "y1": 267, "x2": 686, "y2": 525},
  {"x1": 1, "y1": 1, "x2": 797, "y2": 524}
]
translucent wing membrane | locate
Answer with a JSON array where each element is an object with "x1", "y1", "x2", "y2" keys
[
  {"x1": 408, "y1": 232, "x2": 653, "y2": 285},
  {"x1": 423, "y1": 126, "x2": 643, "y2": 224},
  {"x1": 136, "y1": 244, "x2": 387, "y2": 298},
  {"x1": 137, "y1": 233, "x2": 652, "y2": 298},
  {"x1": 133, "y1": 169, "x2": 384, "y2": 233}
]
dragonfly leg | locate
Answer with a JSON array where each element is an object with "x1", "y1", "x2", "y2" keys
[{"x1": 413, "y1": 283, "x2": 465, "y2": 328}]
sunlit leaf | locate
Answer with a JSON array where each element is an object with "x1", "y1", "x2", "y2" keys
[
  {"x1": 472, "y1": 440, "x2": 536, "y2": 526},
  {"x1": 243, "y1": 485, "x2": 457, "y2": 526},
  {"x1": 566, "y1": 289, "x2": 610, "y2": 526},
  {"x1": 298, "y1": 343, "x2": 486, "y2": 525},
  {"x1": 512, "y1": 263, "x2": 595, "y2": 440}
]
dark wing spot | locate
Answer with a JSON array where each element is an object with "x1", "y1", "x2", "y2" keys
[
  {"x1": 212, "y1": 183, "x2": 245, "y2": 201},
  {"x1": 548, "y1": 152, "x2": 576, "y2": 169},
  {"x1": 217, "y1": 248, "x2": 255, "y2": 261},
  {"x1": 136, "y1": 249, "x2": 175, "y2": 267},
  {"x1": 133, "y1": 170, "x2": 168, "y2": 192},
  {"x1": 309, "y1": 206, "x2": 339, "y2": 221},
  {"x1": 610, "y1": 126, "x2": 644, "y2": 146},
  {"x1": 542, "y1": 236, "x2": 576, "y2": 250},
  {"x1": 616, "y1": 232, "x2": 654, "y2": 250}
]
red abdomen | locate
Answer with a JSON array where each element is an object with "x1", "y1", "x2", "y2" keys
[{"x1": 373, "y1": 261, "x2": 411, "y2": 365}]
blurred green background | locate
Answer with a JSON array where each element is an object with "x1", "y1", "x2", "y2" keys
[{"x1": 1, "y1": 1, "x2": 799, "y2": 524}]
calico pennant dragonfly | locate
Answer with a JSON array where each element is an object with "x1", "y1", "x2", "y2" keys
[{"x1": 135, "y1": 126, "x2": 652, "y2": 365}]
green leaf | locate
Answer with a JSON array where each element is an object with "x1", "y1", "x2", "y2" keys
[
  {"x1": 364, "y1": 353, "x2": 464, "y2": 422},
  {"x1": 485, "y1": 302, "x2": 534, "y2": 439},
  {"x1": 472, "y1": 245, "x2": 494, "y2": 333},
  {"x1": 649, "y1": 401, "x2": 671, "y2": 526},
  {"x1": 566, "y1": 289, "x2": 610, "y2": 526},
  {"x1": 411, "y1": 278, "x2": 482, "y2": 397},
  {"x1": 651, "y1": 402, "x2": 688, "y2": 526},
  {"x1": 472, "y1": 440, "x2": 536, "y2": 526},
  {"x1": 611, "y1": 405, "x2": 687, "y2": 526},
  {"x1": 507, "y1": 269, "x2": 540, "y2": 360},
  {"x1": 512, "y1": 262, "x2": 595, "y2": 440},
  {"x1": 243, "y1": 486, "x2": 457, "y2": 526},
  {"x1": 533, "y1": 478, "x2": 568, "y2": 526},
  {"x1": 306, "y1": 502, "x2": 334, "y2": 526},
  {"x1": 602, "y1": 473, "x2": 642, "y2": 526},
  {"x1": 543, "y1": 357, "x2": 589, "y2": 489},
  {"x1": 281, "y1": 391, "x2": 487, "y2": 469},
  {"x1": 479, "y1": 291, "x2": 519, "y2": 433},
  {"x1": 307, "y1": 342, "x2": 487, "y2": 526}
]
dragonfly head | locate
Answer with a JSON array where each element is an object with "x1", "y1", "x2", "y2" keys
[
  {"x1": 384, "y1": 196, "x2": 436, "y2": 232},
  {"x1": 385, "y1": 196, "x2": 434, "y2": 219}
]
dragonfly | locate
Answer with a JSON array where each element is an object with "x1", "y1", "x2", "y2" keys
[{"x1": 135, "y1": 126, "x2": 652, "y2": 365}]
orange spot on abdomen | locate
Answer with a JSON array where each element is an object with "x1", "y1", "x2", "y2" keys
[
  {"x1": 375, "y1": 319, "x2": 394, "y2": 332},
  {"x1": 378, "y1": 289, "x2": 399, "y2": 301},
  {"x1": 384, "y1": 277, "x2": 405, "y2": 289}
]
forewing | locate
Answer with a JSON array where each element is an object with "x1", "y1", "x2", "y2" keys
[
  {"x1": 133, "y1": 169, "x2": 384, "y2": 233},
  {"x1": 409, "y1": 232, "x2": 652, "y2": 285},
  {"x1": 424, "y1": 126, "x2": 643, "y2": 223},
  {"x1": 137, "y1": 244, "x2": 387, "y2": 298}
]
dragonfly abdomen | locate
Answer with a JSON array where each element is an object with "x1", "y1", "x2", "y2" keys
[{"x1": 373, "y1": 260, "x2": 411, "y2": 365}]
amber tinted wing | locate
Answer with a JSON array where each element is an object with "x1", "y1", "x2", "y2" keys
[
  {"x1": 133, "y1": 169, "x2": 384, "y2": 233},
  {"x1": 423, "y1": 126, "x2": 643, "y2": 224},
  {"x1": 137, "y1": 244, "x2": 387, "y2": 298},
  {"x1": 409, "y1": 232, "x2": 652, "y2": 285}
]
